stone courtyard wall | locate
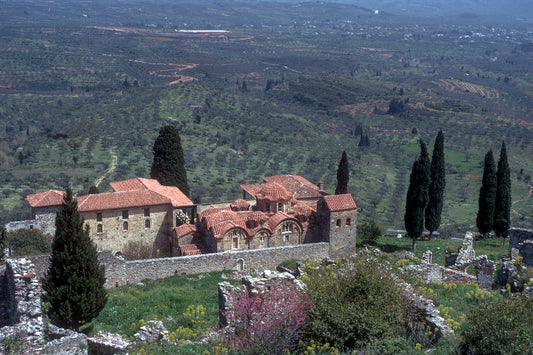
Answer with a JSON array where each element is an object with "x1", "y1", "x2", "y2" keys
[{"x1": 31, "y1": 243, "x2": 330, "y2": 288}]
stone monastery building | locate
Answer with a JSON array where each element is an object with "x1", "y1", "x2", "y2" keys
[{"x1": 23, "y1": 175, "x2": 357, "y2": 259}]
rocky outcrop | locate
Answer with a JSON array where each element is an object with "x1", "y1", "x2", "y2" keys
[{"x1": 87, "y1": 332, "x2": 132, "y2": 354}]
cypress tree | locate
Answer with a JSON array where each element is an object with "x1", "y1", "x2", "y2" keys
[
  {"x1": 335, "y1": 151, "x2": 349, "y2": 195},
  {"x1": 151, "y1": 125, "x2": 190, "y2": 196},
  {"x1": 476, "y1": 150, "x2": 497, "y2": 238},
  {"x1": 425, "y1": 130, "x2": 446, "y2": 237},
  {"x1": 42, "y1": 187, "x2": 107, "y2": 331},
  {"x1": 494, "y1": 141, "x2": 511, "y2": 238},
  {"x1": 404, "y1": 140, "x2": 430, "y2": 252}
]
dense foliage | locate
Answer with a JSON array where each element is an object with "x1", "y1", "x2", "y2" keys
[
  {"x1": 358, "y1": 219, "x2": 383, "y2": 243},
  {"x1": 460, "y1": 296, "x2": 533, "y2": 354},
  {"x1": 304, "y1": 257, "x2": 407, "y2": 351},
  {"x1": 404, "y1": 141, "x2": 430, "y2": 251},
  {"x1": 425, "y1": 130, "x2": 446, "y2": 236},
  {"x1": 150, "y1": 125, "x2": 190, "y2": 196},
  {"x1": 476, "y1": 150, "x2": 497, "y2": 237},
  {"x1": 41, "y1": 187, "x2": 107, "y2": 330},
  {"x1": 335, "y1": 151, "x2": 349, "y2": 195},
  {"x1": 494, "y1": 141, "x2": 511, "y2": 238},
  {"x1": 6, "y1": 228, "x2": 52, "y2": 257}
]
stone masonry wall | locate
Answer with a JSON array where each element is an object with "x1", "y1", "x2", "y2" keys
[
  {"x1": 509, "y1": 228, "x2": 533, "y2": 267},
  {"x1": 31, "y1": 243, "x2": 329, "y2": 288},
  {"x1": 82, "y1": 204, "x2": 171, "y2": 255}
]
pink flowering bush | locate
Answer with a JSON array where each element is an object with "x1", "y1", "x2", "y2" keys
[{"x1": 215, "y1": 285, "x2": 313, "y2": 354}]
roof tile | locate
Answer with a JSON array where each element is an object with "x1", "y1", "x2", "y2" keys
[
  {"x1": 27, "y1": 190, "x2": 65, "y2": 208},
  {"x1": 323, "y1": 194, "x2": 357, "y2": 211}
]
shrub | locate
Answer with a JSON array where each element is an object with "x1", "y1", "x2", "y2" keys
[
  {"x1": 122, "y1": 240, "x2": 154, "y2": 260},
  {"x1": 460, "y1": 296, "x2": 533, "y2": 354},
  {"x1": 215, "y1": 285, "x2": 312, "y2": 354},
  {"x1": 358, "y1": 220, "x2": 383, "y2": 244},
  {"x1": 304, "y1": 257, "x2": 406, "y2": 351},
  {"x1": 7, "y1": 228, "x2": 52, "y2": 256}
]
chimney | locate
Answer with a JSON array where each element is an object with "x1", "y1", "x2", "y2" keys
[{"x1": 317, "y1": 182, "x2": 325, "y2": 191}]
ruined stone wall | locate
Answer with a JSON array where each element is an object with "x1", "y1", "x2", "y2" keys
[
  {"x1": 403, "y1": 263, "x2": 477, "y2": 284},
  {"x1": 34, "y1": 206, "x2": 59, "y2": 236},
  {"x1": 509, "y1": 228, "x2": 533, "y2": 267},
  {"x1": 82, "y1": 204, "x2": 171, "y2": 255}
]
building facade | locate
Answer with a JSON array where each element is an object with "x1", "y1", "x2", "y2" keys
[{"x1": 21, "y1": 175, "x2": 357, "y2": 259}]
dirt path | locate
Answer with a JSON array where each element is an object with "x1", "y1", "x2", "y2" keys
[{"x1": 94, "y1": 149, "x2": 118, "y2": 188}]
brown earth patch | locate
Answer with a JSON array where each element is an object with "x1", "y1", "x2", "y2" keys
[
  {"x1": 338, "y1": 100, "x2": 390, "y2": 115},
  {"x1": 435, "y1": 79, "x2": 499, "y2": 98},
  {"x1": 0, "y1": 70, "x2": 23, "y2": 89}
]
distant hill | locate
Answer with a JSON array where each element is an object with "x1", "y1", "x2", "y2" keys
[{"x1": 257, "y1": 0, "x2": 533, "y2": 20}]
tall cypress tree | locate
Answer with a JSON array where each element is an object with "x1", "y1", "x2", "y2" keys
[
  {"x1": 42, "y1": 187, "x2": 107, "y2": 331},
  {"x1": 425, "y1": 130, "x2": 446, "y2": 237},
  {"x1": 404, "y1": 140, "x2": 430, "y2": 252},
  {"x1": 494, "y1": 141, "x2": 511, "y2": 238},
  {"x1": 151, "y1": 125, "x2": 190, "y2": 196},
  {"x1": 335, "y1": 151, "x2": 349, "y2": 195},
  {"x1": 476, "y1": 150, "x2": 497, "y2": 238}
]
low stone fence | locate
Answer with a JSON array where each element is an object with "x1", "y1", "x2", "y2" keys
[
  {"x1": 403, "y1": 263, "x2": 477, "y2": 285},
  {"x1": 31, "y1": 243, "x2": 329, "y2": 288}
]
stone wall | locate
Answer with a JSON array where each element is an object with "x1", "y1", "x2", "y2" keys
[
  {"x1": 403, "y1": 263, "x2": 477, "y2": 284},
  {"x1": 509, "y1": 228, "x2": 533, "y2": 266},
  {"x1": 31, "y1": 243, "x2": 329, "y2": 288},
  {"x1": 0, "y1": 259, "x2": 89, "y2": 354},
  {"x1": 82, "y1": 204, "x2": 172, "y2": 255}
]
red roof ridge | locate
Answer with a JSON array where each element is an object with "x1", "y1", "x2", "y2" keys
[
  {"x1": 27, "y1": 190, "x2": 65, "y2": 208},
  {"x1": 323, "y1": 194, "x2": 357, "y2": 211}
]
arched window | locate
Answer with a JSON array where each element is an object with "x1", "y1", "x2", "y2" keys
[
  {"x1": 277, "y1": 202, "x2": 283, "y2": 212},
  {"x1": 232, "y1": 235, "x2": 239, "y2": 249},
  {"x1": 346, "y1": 218, "x2": 351, "y2": 226},
  {"x1": 336, "y1": 219, "x2": 341, "y2": 227},
  {"x1": 123, "y1": 221, "x2": 128, "y2": 231},
  {"x1": 145, "y1": 219, "x2": 151, "y2": 229},
  {"x1": 97, "y1": 223, "x2": 103, "y2": 233},
  {"x1": 282, "y1": 223, "x2": 293, "y2": 233}
]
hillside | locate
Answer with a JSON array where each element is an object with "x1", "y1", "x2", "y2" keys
[{"x1": 0, "y1": 0, "x2": 531, "y2": 230}]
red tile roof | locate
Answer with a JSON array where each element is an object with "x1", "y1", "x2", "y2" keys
[
  {"x1": 230, "y1": 199, "x2": 250, "y2": 211},
  {"x1": 323, "y1": 194, "x2": 357, "y2": 211},
  {"x1": 255, "y1": 183, "x2": 293, "y2": 201},
  {"x1": 267, "y1": 212, "x2": 295, "y2": 231},
  {"x1": 77, "y1": 190, "x2": 169, "y2": 212},
  {"x1": 173, "y1": 224, "x2": 197, "y2": 239},
  {"x1": 179, "y1": 242, "x2": 209, "y2": 256},
  {"x1": 198, "y1": 206, "x2": 306, "y2": 240},
  {"x1": 242, "y1": 175, "x2": 327, "y2": 201},
  {"x1": 27, "y1": 190, "x2": 65, "y2": 208},
  {"x1": 110, "y1": 177, "x2": 193, "y2": 207}
]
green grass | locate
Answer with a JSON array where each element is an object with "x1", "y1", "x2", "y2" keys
[
  {"x1": 85, "y1": 271, "x2": 240, "y2": 337},
  {"x1": 359, "y1": 235, "x2": 508, "y2": 266}
]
